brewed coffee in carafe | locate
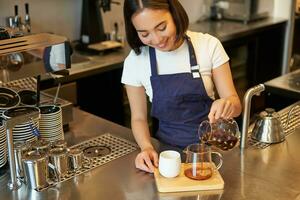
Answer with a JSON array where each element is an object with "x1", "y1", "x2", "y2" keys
[{"x1": 198, "y1": 118, "x2": 240, "y2": 151}]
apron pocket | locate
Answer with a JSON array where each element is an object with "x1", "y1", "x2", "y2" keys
[{"x1": 151, "y1": 94, "x2": 211, "y2": 123}]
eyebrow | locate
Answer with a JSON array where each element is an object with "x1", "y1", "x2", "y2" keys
[{"x1": 136, "y1": 21, "x2": 166, "y2": 32}]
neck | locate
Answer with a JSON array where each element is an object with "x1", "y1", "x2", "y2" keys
[{"x1": 170, "y1": 37, "x2": 185, "y2": 51}]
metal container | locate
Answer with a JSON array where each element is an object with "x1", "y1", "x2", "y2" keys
[
  {"x1": 31, "y1": 140, "x2": 50, "y2": 155},
  {"x1": 22, "y1": 150, "x2": 49, "y2": 190},
  {"x1": 13, "y1": 141, "x2": 29, "y2": 178},
  {"x1": 51, "y1": 140, "x2": 67, "y2": 149},
  {"x1": 68, "y1": 148, "x2": 83, "y2": 171},
  {"x1": 48, "y1": 147, "x2": 68, "y2": 180}
]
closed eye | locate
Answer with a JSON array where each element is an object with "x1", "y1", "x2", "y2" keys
[
  {"x1": 136, "y1": 21, "x2": 166, "y2": 37},
  {"x1": 140, "y1": 32, "x2": 149, "y2": 38},
  {"x1": 157, "y1": 24, "x2": 166, "y2": 31}
]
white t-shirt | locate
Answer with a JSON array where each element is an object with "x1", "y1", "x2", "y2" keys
[{"x1": 121, "y1": 31, "x2": 229, "y2": 102}]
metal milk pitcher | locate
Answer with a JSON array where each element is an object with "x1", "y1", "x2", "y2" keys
[
  {"x1": 68, "y1": 148, "x2": 84, "y2": 172},
  {"x1": 48, "y1": 147, "x2": 69, "y2": 181},
  {"x1": 22, "y1": 150, "x2": 49, "y2": 190}
]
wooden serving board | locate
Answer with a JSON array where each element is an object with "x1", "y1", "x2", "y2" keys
[{"x1": 154, "y1": 163, "x2": 224, "y2": 193}]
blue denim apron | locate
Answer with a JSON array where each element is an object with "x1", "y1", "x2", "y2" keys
[{"x1": 150, "y1": 36, "x2": 213, "y2": 148}]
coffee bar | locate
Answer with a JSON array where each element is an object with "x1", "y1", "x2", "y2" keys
[{"x1": 0, "y1": 0, "x2": 300, "y2": 199}]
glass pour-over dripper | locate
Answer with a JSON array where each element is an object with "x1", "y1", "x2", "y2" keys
[{"x1": 198, "y1": 118, "x2": 240, "y2": 151}]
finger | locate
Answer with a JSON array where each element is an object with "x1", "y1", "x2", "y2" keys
[
  {"x1": 226, "y1": 109, "x2": 235, "y2": 119},
  {"x1": 214, "y1": 103, "x2": 224, "y2": 120},
  {"x1": 144, "y1": 156, "x2": 155, "y2": 173},
  {"x1": 221, "y1": 101, "x2": 231, "y2": 118},
  {"x1": 136, "y1": 159, "x2": 152, "y2": 173},
  {"x1": 137, "y1": 163, "x2": 152, "y2": 173},
  {"x1": 208, "y1": 102, "x2": 219, "y2": 122},
  {"x1": 224, "y1": 102, "x2": 236, "y2": 118},
  {"x1": 135, "y1": 155, "x2": 152, "y2": 173},
  {"x1": 151, "y1": 152, "x2": 159, "y2": 167},
  {"x1": 208, "y1": 109, "x2": 217, "y2": 123},
  {"x1": 226, "y1": 102, "x2": 234, "y2": 117}
]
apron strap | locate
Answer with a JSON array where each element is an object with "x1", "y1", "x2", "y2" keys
[
  {"x1": 185, "y1": 36, "x2": 198, "y2": 66},
  {"x1": 149, "y1": 47, "x2": 158, "y2": 76},
  {"x1": 185, "y1": 35, "x2": 201, "y2": 79}
]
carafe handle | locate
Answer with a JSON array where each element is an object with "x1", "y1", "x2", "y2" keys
[
  {"x1": 182, "y1": 147, "x2": 188, "y2": 154},
  {"x1": 211, "y1": 151, "x2": 223, "y2": 170}
]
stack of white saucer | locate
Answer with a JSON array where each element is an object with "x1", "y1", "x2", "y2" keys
[
  {"x1": 39, "y1": 105, "x2": 64, "y2": 141},
  {"x1": 12, "y1": 118, "x2": 39, "y2": 144}
]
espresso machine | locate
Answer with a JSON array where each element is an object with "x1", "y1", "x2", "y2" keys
[
  {"x1": 0, "y1": 31, "x2": 71, "y2": 190},
  {"x1": 222, "y1": 0, "x2": 270, "y2": 24},
  {"x1": 78, "y1": 0, "x2": 122, "y2": 52}
]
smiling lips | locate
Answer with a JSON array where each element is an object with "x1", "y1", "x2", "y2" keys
[
  {"x1": 157, "y1": 43, "x2": 166, "y2": 48},
  {"x1": 156, "y1": 39, "x2": 168, "y2": 49}
]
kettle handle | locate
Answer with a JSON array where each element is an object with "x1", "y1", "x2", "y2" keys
[{"x1": 285, "y1": 103, "x2": 300, "y2": 129}]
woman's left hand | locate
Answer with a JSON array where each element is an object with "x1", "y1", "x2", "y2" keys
[{"x1": 208, "y1": 98, "x2": 236, "y2": 123}]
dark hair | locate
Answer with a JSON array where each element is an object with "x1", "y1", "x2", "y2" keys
[{"x1": 123, "y1": 0, "x2": 189, "y2": 55}]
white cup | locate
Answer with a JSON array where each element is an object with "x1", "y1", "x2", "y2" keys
[{"x1": 158, "y1": 150, "x2": 181, "y2": 178}]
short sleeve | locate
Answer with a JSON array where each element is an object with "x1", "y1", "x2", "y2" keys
[
  {"x1": 209, "y1": 36, "x2": 229, "y2": 69},
  {"x1": 121, "y1": 51, "x2": 143, "y2": 87}
]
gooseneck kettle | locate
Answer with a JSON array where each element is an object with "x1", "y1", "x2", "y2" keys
[{"x1": 251, "y1": 108, "x2": 285, "y2": 143}]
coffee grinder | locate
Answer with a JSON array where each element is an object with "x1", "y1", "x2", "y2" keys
[{"x1": 78, "y1": 0, "x2": 121, "y2": 51}]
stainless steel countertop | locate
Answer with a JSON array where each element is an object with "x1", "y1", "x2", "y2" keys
[
  {"x1": 1, "y1": 107, "x2": 300, "y2": 200},
  {"x1": 264, "y1": 69, "x2": 300, "y2": 99},
  {"x1": 189, "y1": 17, "x2": 287, "y2": 43}
]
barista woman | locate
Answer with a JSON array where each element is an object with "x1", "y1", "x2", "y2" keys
[{"x1": 121, "y1": 0, "x2": 242, "y2": 173}]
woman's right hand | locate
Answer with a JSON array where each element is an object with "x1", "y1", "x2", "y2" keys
[{"x1": 135, "y1": 147, "x2": 159, "y2": 173}]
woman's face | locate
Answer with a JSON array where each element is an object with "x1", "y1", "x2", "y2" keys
[{"x1": 131, "y1": 8, "x2": 178, "y2": 51}]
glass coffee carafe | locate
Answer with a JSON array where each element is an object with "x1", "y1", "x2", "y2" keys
[
  {"x1": 198, "y1": 118, "x2": 240, "y2": 151},
  {"x1": 183, "y1": 143, "x2": 223, "y2": 180}
]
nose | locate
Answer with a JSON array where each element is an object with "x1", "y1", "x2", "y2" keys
[{"x1": 151, "y1": 33, "x2": 163, "y2": 45}]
